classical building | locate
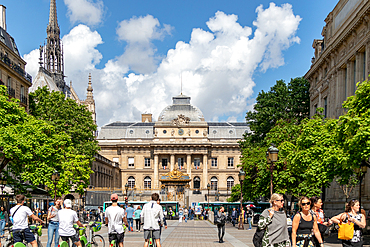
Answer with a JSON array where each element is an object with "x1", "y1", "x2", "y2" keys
[
  {"x1": 97, "y1": 94, "x2": 249, "y2": 206},
  {"x1": 0, "y1": 5, "x2": 32, "y2": 111},
  {"x1": 29, "y1": 0, "x2": 96, "y2": 125},
  {"x1": 305, "y1": 0, "x2": 370, "y2": 214}
]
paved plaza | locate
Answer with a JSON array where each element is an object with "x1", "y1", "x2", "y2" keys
[{"x1": 2, "y1": 220, "x2": 370, "y2": 247}]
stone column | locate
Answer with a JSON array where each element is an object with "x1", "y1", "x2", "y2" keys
[
  {"x1": 355, "y1": 52, "x2": 361, "y2": 93},
  {"x1": 203, "y1": 154, "x2": 208, "y2": 189},
  {"x1": 154, "y1": 154, "x2": 159, "y2": 189},
  {"x1": 170, "y1": 154, "x2": 175, "y2": 171},
  {"x1": 187, "y1": 154, "x2": 192, "y2": 178}
]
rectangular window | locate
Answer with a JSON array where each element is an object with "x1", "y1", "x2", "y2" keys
[
  {"x1": 20, "y1": 85, "x2": 24, "y2": 97},
  {"x1": 211, "y1": 158, "x2": 217, "y2": 167},
  {"x1": 228, "y1": 157, "x2": 234, "y2": 167},
  {"x1": 128, "y1": 157, "x2": 134, "y2": 167},
  {"x1": 314, "y1": 104, "x2": 318, "y2": 115},
  {"x1": 7, "y1": 77, "x2": 11, "y2": 88},
  {"x1": 112, "y1": 157, "x2": 119, "y2": 163},
  {"x1": 144, "y1": 158, "x2": 151, "y2": 167},
  {"x1": 194, "y1": 158, "x2": 200, "y2": 169},
  {"x1": 162, "y1": 158, "x2": 168, "y2": 169},
  {"x1": 324, "y1": 97, "x2": 327, "y2": 118},
  {"x1": 178, "y1": 158, "x2": 184, "y2": 170}
]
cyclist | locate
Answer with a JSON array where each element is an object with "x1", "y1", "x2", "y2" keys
[
  {"x1": 105, "y1": 194, "x2": 128, "y2": 247},
  {"x1": 58, "y1": 199, "x2": 86, "y2": 247},
  {"x1": 141, "y1": 193, "x2": 164, "y2": 247},
  {"x1": 10, "y1": 194, "x2": 45, "y2": 247}
]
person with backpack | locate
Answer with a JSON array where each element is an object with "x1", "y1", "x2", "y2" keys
[
  {"x1": 255, "y1": 193, "x2": 290, "y2": 247},
  {"x1": 331, "y1": 199, "x2": 366, "y2": 247},
  {"x1": 292, "y1": 196, "x2": 323, "y2": 247},
  {"x1": 215, "y1": 207, "x2": 226, "y2": 243}
]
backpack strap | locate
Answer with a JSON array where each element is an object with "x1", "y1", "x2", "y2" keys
[{"x1": 12, "y1": 205, "x2": 22, "y2": 218}]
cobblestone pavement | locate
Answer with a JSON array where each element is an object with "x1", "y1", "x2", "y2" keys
[{"x1": 1, "y1": 221, "x2": 369, "y2": 247}]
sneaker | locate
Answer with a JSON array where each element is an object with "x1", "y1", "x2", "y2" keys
[{"x1": 136, "y1": 230, "x2": 138, "y2": 232}]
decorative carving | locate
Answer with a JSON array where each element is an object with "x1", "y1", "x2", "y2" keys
[
  {"x1": 172, "y1": 114, "x2": 190, "y2": 127},
  {"x1": 167, "y1": 192, "x2": 173, "y2": 200},
  {"x1": 187, "y1": 128, "x2": 191, "y2": 136},
  {"x1": 163, "y1": 168, "x2": 184, "y2": 180},
  {"x1": 171, "y1": 129, "x2": 175, "y2": 136},
  {"x1": 203, "y1": 129, "x2": 207, "y2": 137},
  {"x1": 154, "y1": 129, "x2": 158, "y2": 137}
]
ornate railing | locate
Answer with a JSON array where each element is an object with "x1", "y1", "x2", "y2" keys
[
  {"x1": 0, "y1": 53, "x2": 32, "y2": 83},
  {"x1": 20, "y1": 94, "x2": 27, "y2": 104},
  {"x1": 7, "y1": 87, "x2": 15, "y2": 97}
]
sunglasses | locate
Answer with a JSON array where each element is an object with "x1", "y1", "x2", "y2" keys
[
  {"x1": 301, "y1": 202, "x2": 311, "y2": 206},
  {"x1": 275, "y1": 199, "x2": 284, "y2": 202}
]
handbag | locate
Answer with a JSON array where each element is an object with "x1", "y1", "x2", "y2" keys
[
  {"x1": 318, "y1": 223, "x2": 330, "y2": 237},
  {"x1": 338, "y1": 213, "x2": 354, "y2": 240}
]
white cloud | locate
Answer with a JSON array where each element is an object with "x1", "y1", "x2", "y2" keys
[
  {"x1": 64, "y1": 0, "x2": 104, "y2": 26},
  {"x1": 25, "y1": 3, "x2": 301, "y2": 128}
]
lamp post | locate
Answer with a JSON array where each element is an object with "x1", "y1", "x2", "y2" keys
[
  {"x1": 267, "y1": 144, "x2": 279, "y2": 196},
  {"x1": 354, "y1": 161, "x2": 368, "y2": 207},
  {"x1": 207, "y1": 183, "x2": 210, "y2": 210},
  {"x1": 238, "y1": 169, "x2": 245, "y2": 230},
  {"x1": 125, "y1": 183, "x2": 129, "y2": 203},
  {"x1": 51, "y1": 170, "x2": 60, "y2": 201}
]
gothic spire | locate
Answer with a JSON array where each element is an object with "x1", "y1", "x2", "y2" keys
[
  {"x1": 45, "y1": 0, "x2": 64, "y2": 76},
  {"x1": 86, "y1": 73, "x2": 94, "y2": 102}
]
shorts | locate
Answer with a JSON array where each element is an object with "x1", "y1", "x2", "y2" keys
[
  {"x1": 61, "y1": 233, "x2": 80, "y2": 244},
  {"x1": 144, "y1": 229, "x2": 160, "y2": 240},
  {"x1": 108, "y1": 232, "x2": 125, "y2": 243},
  {"x1": 13, "y1": 228, "x2": 35, "y2": 244},
  {"x1": 342, "y1": 240, "x2": 363, "y2": 247}
]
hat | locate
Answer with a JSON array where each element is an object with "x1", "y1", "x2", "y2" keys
[
  {"x1": 111, "y1": 194, "x2": 118, "y2": 201},
  {"x1": 64, "y1": 199, "x2": 72, "y2": 208}
]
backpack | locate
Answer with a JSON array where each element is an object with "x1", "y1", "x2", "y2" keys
[{"x1": 252, "y1": 226, "x2": 265, "y2": 247}]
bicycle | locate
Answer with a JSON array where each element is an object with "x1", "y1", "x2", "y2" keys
[
  {"x1": 147, "y1": 228, "x2": 157, "y2": 247},
  {"x1": 59, "y1": 221, "x2": 104, "y2": 247},
  {"x1": 4, "y1": 224, "x2": 43, "y2": 247},
  {"x1": 109, "y1": 225, "x2": 127, "y2": 247}
]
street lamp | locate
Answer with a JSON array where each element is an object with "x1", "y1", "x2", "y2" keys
[
  {"x1": 238, "y1": 169, "x2": 245, "y2": 230},
  {"x1": 51, "y1": 170, "x2": 60, "y2": 201},
  {"x1": 354, "y1": 161, "x2": 368, "y2": 207},
  {"x1": 125, "y1": 183, "x2": 129, "y2": 198},
  {"x1": 267, "y1": 143, "x2": 279, "y2": 196},
  {"x1": 207, "y1": 183, "x2": 210, "y2": 210}
]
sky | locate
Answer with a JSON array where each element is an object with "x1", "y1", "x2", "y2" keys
[{"x1": 1, "y1": 0, "x2": 339, "y2": 127}]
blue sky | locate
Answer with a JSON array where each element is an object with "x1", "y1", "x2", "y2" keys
[{"x1": 2, "y1": 0, "x2": 338, "y2": 127}]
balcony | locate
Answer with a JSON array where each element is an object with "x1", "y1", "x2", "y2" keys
[
  {"x1": 0, "y1": 53, "x2": 32, "y2": 83},
  {"x1": 7, "y1": 87, "x2": 15, "y2": 97},
  {"x1": 20, "y1": 94, "x2": 27, "y2": 104}
]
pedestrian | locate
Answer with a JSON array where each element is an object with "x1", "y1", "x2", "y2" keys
[
  {"x1": 257, "y1": 193, "x2": 290, "y2": 247},
  {"x1": 125, "y1": 204, "x2": 134, "y2": 232},
  {"x1": 178, "y1": 208, "x2": 183, "y2": 223},
  {"x1": 231, "y1": 208, "x2": 237, "y2": 227},
  {"x1": 331, "y1": 199, "x2": 366, "y2": 247},
  {"x1": 168, "y1": 207, "x2": 173, "y2": 220},
  {"x1": 239, "y1": 207, "x2": 245, "y2": 226},
  {"x1": 0, "y1": 206, "x2": 8, "y2": 238},
  {"x1": 10, "y1": 194, "x2": 44, "y2": 247},
  {"x1": 95, "y1": 207, "x2": 101, "y2": 222},
  {"x1": 189, "y1": 207, "x2": 194, "y2": 220},
  {"x1": 105, "y1": 194, "x2": 128, "y2": 247},
  {"x1": 46, "y1": 198, "x2": 63, "y2": 247},
  {"x1": 141, "y1": 193, "x2": 164, "y2": 247},
  {"x1": 246, "y1": 206, "x2": 254, "y2": 230},
  {"x1": 133, "y1": 206, "x2": 142, "y2": 232},
  {"x1": 292, "y1": 196, "x2": 323, "y2": 247},
  {"x1": 310, "y1": 196, "x2": 332, "y2": 247},
  {"x1": 58, "y1": 199, "x2": 86, "y2": 247},
  {"x1": 215, "y1": 206, "x2": 226, "y2": 243},
  {"x1": 184, "y1": 208, "x2": 188, "y2": 223}
]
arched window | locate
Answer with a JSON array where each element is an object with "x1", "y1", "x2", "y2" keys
[
  {"x1": 128, "y1": 176, "x2": 135, "y2": 188},
  {"x1": 144, "y1": 176, "x2": 151, "y2": 189},
  {"x1": 211, "y1": 176, "x2": 218, "y2": 190},
  {"x1": 193, "y1": 176, "x2": 200, "y2": 189},
  {"x1": 227, "y1": 176, "x2": 234, "y2": 190}
]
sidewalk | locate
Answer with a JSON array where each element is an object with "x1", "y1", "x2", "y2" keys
[{"x1": 2, "y1": 221, "x2": 370, "y2": 247}]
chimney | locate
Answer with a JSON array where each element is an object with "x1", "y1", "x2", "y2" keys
[
  {"x1": 142, "y1": 113, "x2": 152, "y2": 123},
  {"x1": 0, "y1": 5, "x2": 6, "y2": 31}
]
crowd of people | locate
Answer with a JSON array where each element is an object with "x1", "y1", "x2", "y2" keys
[{"x1": 0, "y1": 193, "x2": 368, "y2": 247}]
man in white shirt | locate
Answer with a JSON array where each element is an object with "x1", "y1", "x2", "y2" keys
[
  {"x1": 10, "y1": 194, "x2": 44, "y2": 247},
  {"x1": 140, "y1": 193, "x2": 164, "y2": 247},
  {"x1": 105, "y1": 194, "x2": 128, "y2": 247},
  {"x1": 58, "y1": 199, "x2": 85, "y2": 247}
]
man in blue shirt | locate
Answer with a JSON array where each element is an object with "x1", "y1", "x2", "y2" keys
[{"x1": 125, "y1": 204, "x2": 135, "y2": 232}]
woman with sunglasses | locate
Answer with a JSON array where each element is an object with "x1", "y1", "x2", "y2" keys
[
  {"x1": 331, "y1": 199, "x2": 366, "y2": 247},
  {"x1": 257, "y1": 193, "x2": 290, "y2": 247},
  {"x1": 310, "y1": 196, "x2": 332, "y2": 247},
  {"x1": 292, "y1": 196, "x2": 323, "y2": 247}
]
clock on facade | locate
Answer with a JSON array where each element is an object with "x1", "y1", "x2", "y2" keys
[{"x1": 178, "y1": 129, "x2": 184, "y2": 135}]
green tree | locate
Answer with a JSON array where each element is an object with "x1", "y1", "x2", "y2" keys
[
  {"x1": 29, "y1": 87, "x2": 99, "y2": 162},
  {"x1": 0, "y1": 85, "x2": 90, "y2": 196}
]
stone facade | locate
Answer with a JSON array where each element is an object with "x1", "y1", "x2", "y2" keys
[
  {"x1": 305, "y1": 0, "x2": 370, "y2": 215},
  {"x1": 0, "y1": 5, "x2": 32, "y2": 111},
  {"x1": 97, "y1": 95, "x2": 249, "y2": 206}
]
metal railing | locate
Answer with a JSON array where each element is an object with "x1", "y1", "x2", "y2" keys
[
  {"x1": 7, "y1": 87, "x2": 15, "y2": 97},
  {"x1": 0, "y1": 53, "x2": 32, "y2": 83},
  {"x1": 20, "y1": 94, "x2": 27, "y2": 104}
]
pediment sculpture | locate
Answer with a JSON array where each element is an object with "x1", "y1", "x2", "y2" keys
[{"x1": 172, "y1": 114, "x2": 190, "y2": 127}]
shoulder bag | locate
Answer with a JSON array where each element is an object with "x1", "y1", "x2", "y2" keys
[{"x1": 338, "y1": 213, "x2": 354, "y2": 240}]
